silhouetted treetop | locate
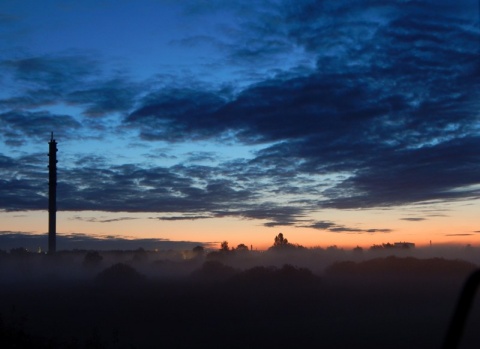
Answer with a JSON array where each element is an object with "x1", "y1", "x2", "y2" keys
[
  {"x1": 132, "y1": 247, "x2": 148, "y2": 262},
  {"x1": 353, "y1": 246, "x2": 363, "y2": 253},
  {"x1": 236, "y1": 243, "x2": 249, "y2": 252},
  {"x1": 95, "y1": 263, "x2": 146, "y2": 286},
  {"x1": 270, "y1": 233, "x2": 291, "y2": 250},
  {"x1": 230, "y1": 264, "x2": 319, "y2": 290},
  {"x1": 274, "y1": 233, "x2": 288, "y2": 246},
  {"x1": 326, "y1": 256, "x2": 476, "y2": 279},
  {"x1": 83, "y1": 251, "x2": 103, "y2": 267},
  {"x1": 269, "y1": 233, "x2": 304, "y2": 251},
  {"x1": 192, "y1": 245, "x2": 205, "y2": 254},
  {"x1": 220, "y1": 241, "x2": 230, "y2": 252},
  {"x1": 9, "y1": 247, "x2": 29, "y2": 256},
  {"x1": 190, "y1": 261, "x2": 237, "y2": 282}
]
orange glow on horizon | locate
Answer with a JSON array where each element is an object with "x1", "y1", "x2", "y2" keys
[{"x1": 1, "y1": 199, "x2": 480, "y2": 251}]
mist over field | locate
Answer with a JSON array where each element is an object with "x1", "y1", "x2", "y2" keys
[{"x1": 2, "y1": 245, "x2": 480, "y2": 348}]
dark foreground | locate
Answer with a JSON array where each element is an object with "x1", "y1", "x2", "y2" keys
[{"x1": 1, "y1": 254, "x2": 480, "y2": 349}]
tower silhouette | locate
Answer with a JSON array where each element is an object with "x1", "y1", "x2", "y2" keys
[{"x1": 48, "y1": 132, "x2": 57, "y2": 254}]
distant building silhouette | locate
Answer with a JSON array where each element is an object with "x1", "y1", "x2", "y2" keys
[{"x1": 48, "y1": 132, "x2": 57, "y2": 254}]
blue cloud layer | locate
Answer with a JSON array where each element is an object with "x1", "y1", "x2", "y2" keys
[{"x1": 0, "y1": 0, "x2": 478, "y2": 233}]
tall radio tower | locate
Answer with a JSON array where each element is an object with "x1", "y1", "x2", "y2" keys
[{"x1": 48, "y1": 132, "x2": 57, "y2": 254}]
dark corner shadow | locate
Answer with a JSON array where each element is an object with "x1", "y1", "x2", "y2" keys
[{"x1": 442, "y1": 269, "x2": 480, "y2": 349}]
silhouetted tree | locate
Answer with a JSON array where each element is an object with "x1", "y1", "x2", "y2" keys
[
  {"x1": 192, "y1": 245, "x2": 205, "y2": 255},
  {"x1": 353, "y1": 246, "x2": 363, "y2": 253},
  {"x1": 269, "y1": 233, "x2": 302, "y2": 251},
  {"x1": 326, "y1": 256, "x2": 477, "y2": 279},
  {"x1": 206, "y1": 250, "x2": 222, "y2": 261},
  {"x1": 83, "y1": 251, "x2": 103, "y2": 267},
  {"x1": 278, "y1": 264, "x2": 317, "y2": 284},
  {"x1": 132, "y1": 247, "x2": 148, "y2": 262},
  {"x1": 236, "y1": 243, "x2": 249, "y2": 252},
  {"x1": 190, "y1": 261, "x2": 237, "y2": 282},
  {"x1": 9, "y1": 247, "x2": 29, "y2": 256},
  {"x1": 273, "y1": 233, "x2": 288, "y2": 247},
  {"x1": 95, "y1": 263, "x2": 146, "y2": 286},
  {"x1": 220, "y1": 241, "x2": 230, "y2": 252},
  {"x1": 190, "y1": 245, "x2": 205, "y2": 260},
  {"x1": 231, "y1": 264, "x2": 318, "y2": 289},
  {"x1": 370, "y1": 244, "x2": 384, "y2": 250}
]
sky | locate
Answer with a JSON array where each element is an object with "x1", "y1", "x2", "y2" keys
[{"x1": 0, "y1": 0, "x2": 479, "y2": 251}]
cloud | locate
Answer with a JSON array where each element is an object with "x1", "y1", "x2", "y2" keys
[
  {"x1": 70, "y1": 216, "x2": 139, "y2": 224},
  {"x1": 0, "y1": 152, "x2": 53, "y2": 211},
  {"x1": 124, "y1": 0, "x2": 480, "y2": 213},
  {"x1": 170, "y1": 34, "x2": 225, "y2": 51},
  {"x1": 183, "y1": 151, "x2": 219, "y2": 163},
  {"x1": 0, "y1": 152, "x2": 281, "y2": 219},
  {"x1": 0, "y1": 55, "x2": 138, "y2": 118},
  {"x1": 65, "y1": 78, "x2": 139, "y2": 117},
  {"x1": 178, "y1": 0, "x2": 298, "y2": 69},
  {"x1": 307, "y1": 221, "x2": 337, "y2": 230},
  {"x1": 321, "y1": 137, "x2": 480, "y2": 208},
  {"x1": 125, "y1": 88, "x2": 228, "y2": 142},
  {"x1": 154, "y1": 215, "x2": 213, "y2": 221},
  {"x1": 401, "y1": 218, "x2": 427, "y2": 222},
  {"x1": 214, "y1": 203, "x2": 307, "y2": 227},
  {"x1": 53, "y1": 160, "x2": 280, "y2": 221},
  {"x1": 303, "y1": 220, "x2": 392, "y2": 234},
  {"x1": 2, "y1": 55, "x2": 99, "y2": 90},
  {"x1": 0, "y1": 110, "x2": 81, "y2": 146},
  {"x1": 0, "y1": 231, "x2": 208, "y2": 251},
  {"x1": 263, "y1": 221, "x2": 296, "y2": 227},
  {"x1": 445, "y1": 233, "x2": 475, "y2": 236}
]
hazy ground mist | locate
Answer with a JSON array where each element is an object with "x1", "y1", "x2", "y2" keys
[{"x1": 1, "y1": 246, "x2": 480, "y2": 348}]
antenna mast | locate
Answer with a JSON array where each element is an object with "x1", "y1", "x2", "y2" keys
[{"x1": 48, "y1": 132, "x2": 57, "y2": 254}]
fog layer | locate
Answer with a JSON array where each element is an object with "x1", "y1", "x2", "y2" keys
[{"x1": 1, "y1": 246, "x2": 480, "y2": 348}]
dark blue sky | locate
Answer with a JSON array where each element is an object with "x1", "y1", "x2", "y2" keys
[{"x1": 0, "y1": 0, "x2": 479, "y2": 249}]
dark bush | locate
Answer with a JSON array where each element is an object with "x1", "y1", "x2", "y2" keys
[{"x1": 95, "y1": 263, "x2": 146, "y2": 286}]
